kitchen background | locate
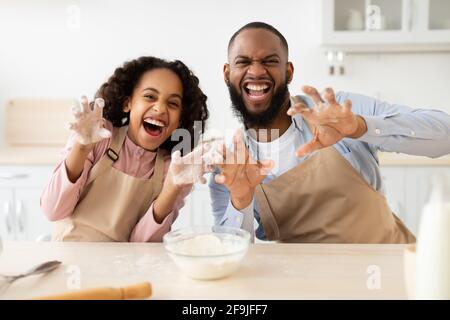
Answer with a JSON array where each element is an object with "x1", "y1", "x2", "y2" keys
[{"x1": 0, "y1": 0, "x2": 449, "y2": 241}]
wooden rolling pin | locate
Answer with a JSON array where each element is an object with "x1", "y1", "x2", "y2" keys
[{"x1": 35, "y1": 282, "x2": 152, "y2": 300}]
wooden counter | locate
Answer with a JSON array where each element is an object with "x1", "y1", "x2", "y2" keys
[{"x1": 0, "y1": 241, "x2": 410, "y2": 299}]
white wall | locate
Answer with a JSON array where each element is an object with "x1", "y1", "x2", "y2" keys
[{"x1": 1, "y1": 0, "x2": 450, "y2": 148}]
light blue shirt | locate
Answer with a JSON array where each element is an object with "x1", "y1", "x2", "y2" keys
[{"x1": 209, "y1": 91, "x2": 450, "y2": 240}]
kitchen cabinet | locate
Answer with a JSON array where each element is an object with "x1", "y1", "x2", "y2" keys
[
  {"x1": 322, "y1": 0, "x2": 450, "y2": 52},
  {"x1": 380, "y1": 166, "x2": 407, "y2": 223},
  {"x1": 0, "y1": 166, "x2": 53, "y2": 241},
  {"x1": 172, "y1": 178, "x2": 214, "y2": 230},
  {"x1": 0, "y1": 188, "x2": 14, "y2": 240},
  {"x1": 380, "y1": 165, "x2": 449, "y2": 235},
  {"x1": 0, "y1": 162, "x2": 447, "y2": 241}
]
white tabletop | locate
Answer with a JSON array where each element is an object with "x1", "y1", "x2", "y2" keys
[{"x1": 0, "y1": 241, "x2": 409, "y2": 300}]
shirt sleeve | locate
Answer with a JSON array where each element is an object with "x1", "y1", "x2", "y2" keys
[
  {"x1": 40, "y1": 134, "x2": 96, "y2": 221},
  {"x1": 336, "y1": 91, "x2": 450, "y2": 158},
  {"x1": 129, "y1": 156, "x2": 192, "y2": 242},
  {"x1": 208, "y1": 170, "x2": 255, "y2": 242},
  {"x1": 240, "y1": 201, "x2": 256, "y2": 243},
  {"x1": 40, "y1": 121, "x2": 113, "y2": 221}
]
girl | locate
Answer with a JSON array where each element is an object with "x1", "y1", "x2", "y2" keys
[{"x1": 41, "y1": 56, "x2": 209, "y2": 242}]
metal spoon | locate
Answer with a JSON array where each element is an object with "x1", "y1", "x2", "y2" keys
[{"x1": 0, "y1": 260, "x2": 62, "y2": 285}]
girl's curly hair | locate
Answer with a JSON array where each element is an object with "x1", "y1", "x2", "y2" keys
[{"x1": 95, "y1": 56, "x2": 209, "y2": 153}]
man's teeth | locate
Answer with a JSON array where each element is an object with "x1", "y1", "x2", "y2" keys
[
  {"x1": 246, "y1": 84, "x2": 269, "y2": 91},
  {"x1": 144, "y1": 119, "x2": 165, "y2": 127}
]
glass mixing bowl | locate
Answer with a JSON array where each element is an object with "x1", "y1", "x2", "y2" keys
[{"x1": 163, "y1": 226, "x2": 250, "y2": 280}]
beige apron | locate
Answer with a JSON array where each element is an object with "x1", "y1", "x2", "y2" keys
[
  {"x1": 52, "y1": 126, "x2": 165, "y2": 242},
  {"x1": 255, "y1": 146, "x2": 416, "y2": 243}
]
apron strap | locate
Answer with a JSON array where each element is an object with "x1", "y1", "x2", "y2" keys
[{"x1": 86, "y1": 126, "x2": 128, "y2": 185}]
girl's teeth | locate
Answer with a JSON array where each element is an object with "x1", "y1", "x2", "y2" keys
[{"x1": 144, "y1": 119, "x2": 164, "y2": 127}]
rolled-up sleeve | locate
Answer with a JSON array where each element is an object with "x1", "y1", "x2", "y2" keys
[
  {"x1": 209, "y1": 171, "x2": 242, "y2": 226},
  {"x1": 209, "y1": 171, "x2": 256, "y2": 242},
  {"x1": 337, "y1": 92, "x2": 450, "y2": 157}
]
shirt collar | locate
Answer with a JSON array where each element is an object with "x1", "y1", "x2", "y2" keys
[
  {"x1": 289, "y1": 96, "x2": 305, "y2": 133},
  {"x1": 243, "y1": 96, "x2": 306, "y2": 150},
  {"x1": 124, "y1": 133, "x2": 157, "y2": 159}
]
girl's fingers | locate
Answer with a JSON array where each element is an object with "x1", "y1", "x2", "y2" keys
[
  {"x1": 171, "y1": 149, "x2": 183, "y2": 164},
  {"x1": 186, "y1": 142, "x2": 209, "y2": 165},
  {"x1": 202, "y1": 150, "x2": 223, "y2": 167},
  {"x1": 71, "y1": 104, "x2": 81, "y2": 115},
  {"x1": 80, "y1": 96, "x2": 90, "y2": 113},
  {"x1": 68, "y1": 122, "x2": 78, "y2": 131},
  {"x1": 98, "y1": 128, "x2": 112, "y2": 139},
  {"x1": 94, "y1": 98, "x2": 105, "y2": 117},
  {"x1": 202, "y1": 142, "x2": 211, "y2": 152}
]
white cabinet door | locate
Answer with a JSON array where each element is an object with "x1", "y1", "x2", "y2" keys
[
  {"x1": 15, "y1": 187, "x2": 52, "y2": 241},
  {"x1": 380, "y1": 166, "x2": 408, "y2": 223},
  {"x1": 172, "y1": 176, "x2": 215, "y2": 230},
  {"x1": 172, "y1": 190, "x2": 193, "y2": 230},
  {"x1": 381, "y1": 165, "x2": 450, "y2": 235},
  {"x1": 0, "y1": 187, "x2": 15, "y2": 240},
  {"x1": 404, "y1": 166, "x2": 450, "y2": 235},
  {"x1": 189, "y1": 184, "x2": 214, "y2": 227},
  {"x1": 321, "y1": 0, "x2": 450, "y2": 52},
  {"x1": 417, "y1": 0, "x2": 450, "y2": 43},
  {"x1": 0, "y1": 165, "x2": 54, "y2": 241}
]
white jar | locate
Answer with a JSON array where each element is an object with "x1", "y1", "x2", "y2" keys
[
  {"x1": 347, "y1": 9, "x2": 364, "y2": 31},
  {"x1": 415, "y1": 175, "x2": 450, "y2": 299}
]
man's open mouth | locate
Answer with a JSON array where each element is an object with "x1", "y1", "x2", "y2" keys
[
  {"x1": 143, "y1": 117, "x2": 166, "y2": 137},
  {"x1": 242, "y1": 81, "x2": 272, "y2": 103}
]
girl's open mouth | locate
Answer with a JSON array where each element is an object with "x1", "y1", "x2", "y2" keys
[{"x1": 143, "y1": 118, "x2": 166, "y2": 137}]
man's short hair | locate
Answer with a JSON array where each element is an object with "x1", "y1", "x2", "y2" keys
[{"x1": 228, "y1": 22, "x2": 289, "y2": 56}]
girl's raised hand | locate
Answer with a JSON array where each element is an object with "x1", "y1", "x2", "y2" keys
[
  {"x1": 168, "y1": 142, "x2": 219, "y2": 186},
  {"x1": 68, "y1": 96, "x2": 112, "y2": 146}
]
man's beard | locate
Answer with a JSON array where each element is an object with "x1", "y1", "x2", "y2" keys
[{"x1": 227, "y1": 80, "x2": 289, "y2": 128}]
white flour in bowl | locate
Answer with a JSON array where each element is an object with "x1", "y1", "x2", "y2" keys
[
  {"x1": 173, "y1": 234, "x2": 242, "y2": 256},
  {"x1": 166, "y1": 233, "x2": 248, "y2": 280}
]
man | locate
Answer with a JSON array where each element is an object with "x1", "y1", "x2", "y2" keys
[{"x1": 209, "y1": 21, "x2": 450, "y2": 243}]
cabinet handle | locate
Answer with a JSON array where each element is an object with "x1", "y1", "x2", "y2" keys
[
  {"x1": 405, "y1": 0, "x2": 412, "y2": 31},
  {"x1": 16, "y1": 200, "x2": 24, "y2": 233},
  {"x1": 0, "y1": 173, "x2": 29, "y2": 180},
  {"x1": 3, "y1": 201, "x2": 13, "y2": 233}
]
